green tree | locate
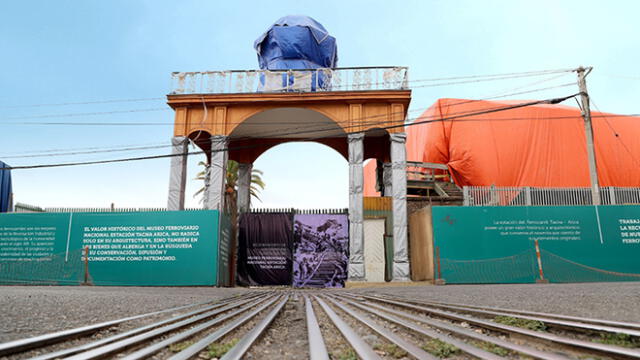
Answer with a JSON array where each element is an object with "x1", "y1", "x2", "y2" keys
[
  {"x1": 194, "y1": 160, "x2": 265, "y2": 205},
  {"x1": 194, "y1": 160, "x2": 264, "y2": 286}
]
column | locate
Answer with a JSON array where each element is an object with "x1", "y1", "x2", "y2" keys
[
  {"x1": 382, "y1": 162, "x2": 393, "y2": 197},
  {"x1": 237, "y1": 162, "x2": 252, "y2": 213},
  {"x1": 205, "y1": 135, "x2": 228, "y2": 211},
  {"x1": 167, "y1": 136, "x2": 189, "y2": 211},
  {"x1": 390, "y1": 132, "x2": 410, "y2": 280},
  {"x1": 348, "y1": 133, "x2": 365, "y2": 280}
]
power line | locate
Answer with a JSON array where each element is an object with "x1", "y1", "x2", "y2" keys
[
  {"x1": 0, "y1": 68, "x2": 575, "y2": 118},
  {"x1": 3, "y1": 108, "x2": 168, "y2": 121},
  {"x1": 0, "y1": 95, "x2": 579, "y2": 171},
  {"x1": 0, "y1": 144, "x2": 172, "y2": 159},
  {"x1": 0, "y1": 82, "x2": 577, "y2": 127},
  {"x1": 312, "y1": 67, "x2": 575, "y2": 91},
  {"x1": 591, "y1": 99, "x2": 640, "y2": 167},
  {"x1": 406, "y1": 68, "x2": 575, "y2": 83},
  {"x1": 0, "y1": 97, "x2": 164, "y2": 109},
  {"x1": 0, "y1": 140, "x2": 170, "y2": 156},
  {"x1": 0, "y1": 70, "x2": 579, "y2": 160},
  {"x1": 0, "y1": 82, "x2": 581, "y2": 159},
  {"x1": 409, "y1": 71, "x2": 575, "y2": 89}
]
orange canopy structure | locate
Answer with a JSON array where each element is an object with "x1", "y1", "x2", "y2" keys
[{"x1": 364, "y1": 98, "x2": 640, "y2": 196}]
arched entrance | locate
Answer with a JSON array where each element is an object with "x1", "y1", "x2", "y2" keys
[{"x1": 165, "y1": 88, "x2": 411, "y2": 281}]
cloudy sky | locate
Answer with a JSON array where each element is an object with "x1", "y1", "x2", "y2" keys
[{"x1": 1, "y1": 1, "x2": 638, "y2": 209}]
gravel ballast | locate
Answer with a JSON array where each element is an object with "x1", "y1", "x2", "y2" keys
[
  {"x1": 2, "y1": 282, "x2": 640, "y2": 358},
  {"x1": 349, "y1": 281, "x2": 640, "y2": 323},
  {"x1": 0, "y1": 286, "x2": 248, "y2": 342}
]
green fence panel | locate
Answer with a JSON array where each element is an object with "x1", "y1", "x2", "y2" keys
[
  {"x1": 0, "y1": 213, "x2": 82, "y2": 285},
  {"x1": 432, "y1": 205, "x2": 640, "y2": 284},
  {"x1": 0, "y1": 210, "x2": 220, "y2": 286}
]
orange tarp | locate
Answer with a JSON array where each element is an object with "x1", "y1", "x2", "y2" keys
[{"x1": 364, "y1": 98, "x2": 640, "y2": 196}]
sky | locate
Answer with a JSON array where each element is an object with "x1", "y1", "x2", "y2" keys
[{"x1": 1, "y1": 1, "x2": 639, "y2": 209}]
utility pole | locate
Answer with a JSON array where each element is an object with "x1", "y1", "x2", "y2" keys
[{"x1": 576, "y1": 66, "x2": 601, "y2": 205}]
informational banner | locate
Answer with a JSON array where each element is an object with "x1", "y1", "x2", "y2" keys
[
  {"x1": 432, "y1": 205, "x2": 640, "y2": 284},
  {"x1": 0, "y1": 211, "x2": 220, "y2": 286},
  {"x1": 293, "y1": 214, "x2": 349, "y2": 288},
  {"x1": 237, "y1": 213, "x2": 293, "y2": 286}
]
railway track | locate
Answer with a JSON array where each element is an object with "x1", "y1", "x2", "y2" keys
[{"x1": 1, "y1": 290, "x2": 639, "y2": 359}]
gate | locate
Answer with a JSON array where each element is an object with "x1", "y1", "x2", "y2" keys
[{"x1": 236, "y1": 209, "x2": 348, "y2": 288}]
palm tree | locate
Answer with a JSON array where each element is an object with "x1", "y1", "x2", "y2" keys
[
  {"x1": 193, "y1": 160, "x2": 266, "y2": 206},
  {"x1": 194, "y1": 160, "x2": 265, "y2": 286}
]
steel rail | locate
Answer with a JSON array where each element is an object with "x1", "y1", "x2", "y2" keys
[
  {"x1": 304, "y1": 295, "x2": 330, "y2": 360},
  {"x1": 220, "y1": 295, "x2": 290, "y2": 360},
  {"x1": 65, "y1": 294, "x2": 269, "y2": 360},
  {"x1": 338, "y1": 293, "x2": 566, "y2": 360},
  {"x1": 124, "y1": 294, "x2": 278, "y2": 360},
  {"x1": 313, "y1": 295, "x2": 382, "y2": 360},
  {"x1": 333, "y1": 294, "x2": 508, "y2": 360},
  {"x1": 0, "y1": 297, "x2": 224, "y2": 357},
  {"x1": 358, "y1": 294, "x2": 640, "y2": 359},
  {"x1": 29, "y1": 292, "x2": 266, "y2": 360},
  {"x1": 168, "y1": 294, "x2": 284, "y2": 360},
  {"x1": 323, "y1": 295, "x2": 436, "y2": 360},
  {"x1": 369, "y1": 294, "x2": 640, "y2": 337},
  {"x1": 403, "y1": 298, "x2": 640, "y2": 332}
]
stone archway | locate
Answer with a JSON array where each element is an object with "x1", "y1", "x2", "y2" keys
[{"x1": 165, "y1": 89, "x2": 411, "y2": 281}]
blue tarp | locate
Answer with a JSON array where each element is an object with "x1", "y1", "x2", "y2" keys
[
  {"x1": 0, "y1": 161, "x2": 11, "y2": 212},
  {"x1": 254, "y1": 15, "x2": 338, "y2": 70}
]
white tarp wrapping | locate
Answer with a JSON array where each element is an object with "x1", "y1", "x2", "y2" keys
[
  {"x1": 237, "y1": 163, "x2": 252, "y2": 212},
  {"x1": 383, "y1": 162, "x2": 393, "y2": 197},
  {"x1": 364, "y1": 218, "x2": 386, "y2": 282},
  {"x1": 167, "y1": 136, "x2": 189, "y2": 211},
  {"x1": 202, "y1": 164, "x2": 211, "y2": 207},
  {"x1": 348, "y1": 133, "x2": 365, "y2": 280},
  {"x1": 205, "y1": 135, "x2": 228, "y2": 211},
  {"x1": 391, "y1": 132, "x2": 410, "y2": 280}
]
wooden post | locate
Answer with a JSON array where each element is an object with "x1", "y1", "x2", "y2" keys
[
  {"x1": 534, "y1": 239, "x2": 548, "y2": 283},
  {"x1": 576, "y1": 67, "x2": 601, "y2": 205}
]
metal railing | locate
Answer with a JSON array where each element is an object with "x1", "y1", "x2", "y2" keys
[
  {"x1": 249, "y1": 208, "x2": 348, "y2": 214},
  {"x1": 13, "y1": 202, "x2": 45, "y2": 213},
  {"x1": 11, "y1": 203, "x2": 348, "y2": 214},
  {"x1": 170, "y1": 66, "x2": 409, "y2": 95},
  {"x1": 12, "y1": 204, "x2": 201, "y2": 213},
  {"x1": 406, "y1": 161, "x2": 451, "y2": 182},
  {"x1": 463, "y1": 186, "x2": 640, "y2": 206}
]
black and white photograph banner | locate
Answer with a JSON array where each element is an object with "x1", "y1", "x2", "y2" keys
[{"x1": 293, "y1": 214, "x2": 349, "y2": 288}]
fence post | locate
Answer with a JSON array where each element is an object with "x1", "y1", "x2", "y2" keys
[
  {"x1": 608, "y1": 187, "x2": 616, "y2": 205},
  {"x1": 490, "y1": 184, "x2": 498, "y2": 206},
  {"x1": 525, "y1": 187, "x2": 532, "y2": 206},
  {"x1": 534, "y1": 240, "x2": 549, "y2": 284},
  {"x1": 462, "y1": 187, "x2": 470, "y2": 206}
]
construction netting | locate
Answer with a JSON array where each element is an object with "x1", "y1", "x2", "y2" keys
[
  {"x1": 0, "y1": 249, "x2": 85, "y2": 285},
  {"x1": 432, "y1": 205, "x2": 640, "y2": 284},
  {"x1": 438, "y1": 248, "x2": 640, "y2": 284}
]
